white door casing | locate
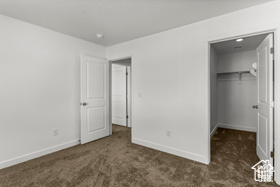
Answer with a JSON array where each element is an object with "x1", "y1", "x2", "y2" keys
[
  {"x1": 80, "y1": 55, "x2": 110, "y2": 144},
  {"x1": 127, "y1": 66, "x2": 132, "y2": 127},
  {"x1": 112, "y1": 64, "x2": 127, "y2": 126},
  {"x1": 256, "y1": 34, "x2": 274, "y2": 164}
]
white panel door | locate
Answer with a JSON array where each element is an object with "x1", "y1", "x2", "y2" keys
[
  {"x1": 112, "y1": 64, "x2": 127, "y2": 126},
  {"x1": 256, "y1": 34, "x2": 274, "y2": 163},
  {"x1": 80, "y1": 55, "x2": 109, "y2": 144}
]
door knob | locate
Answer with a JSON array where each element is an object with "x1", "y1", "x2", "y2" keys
[
  {"x1": 81, "y1": 102, "x2": 87, "y2": 106},
  {"x1": 252, "y1": 105, "x2": 258, "y2": 109}
]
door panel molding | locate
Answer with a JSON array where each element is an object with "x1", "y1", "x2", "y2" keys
[
  {"x1": 81, "y1": 55, "x2": 110, "y2": 144},
  {"x1": 256, "y1": 34, "x2": 273, "y2": 164},
  {"x1": 258, "y1": 113, "x2": 268, "y2": 157}
]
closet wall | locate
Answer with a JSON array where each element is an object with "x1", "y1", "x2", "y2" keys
[{"x1": 217, "y1": 50, "x2": 258, "y2": 132}]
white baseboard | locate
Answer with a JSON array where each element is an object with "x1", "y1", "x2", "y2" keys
[
  {"x1": 218, "y1": 123, "x2": 257, "y2": 132},
  {"x1": 210, "y1": 123, "x2": 219, "y2": 138},
  {"x1": 132, "y1": 138, "x2": 207, "y2": 164},
  {"x1": 0, "y1": 140, "x2": 80, "y2": 170},
  {"x1": 112, "y1": 122, "x2": 126, "y2": 127}
]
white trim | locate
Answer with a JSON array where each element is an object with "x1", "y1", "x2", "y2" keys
[
  {"x1": 211, "y1": 123, "x2": 257, "y2": 138},
  {"x1": 206, "y1": 41, "x2": 211, "y2": 165},
  {"x1": 108, "y1": 56, "x2": 131, "y2": 62},
  {"x1": 132, "y1": 138, "x2": 207, "y2": 164},
  {"x1": 109, "y1": 61, "x2": 113, "y2": 135},
  {"x1": 210, "y1": 124, "x2": 219, "y2": 138},
  {"x1": 127, "y1": 66, "x2": 132, "y2": 128},
  {"x1": 0, "y1": 140, "x2": 80, "y2": 170},
  {"x1": 218, "y1": 123, "x2": 257, "y2": 132},
  {"x1": 273, "y1": 26, "x2": 280, "y2": 185}
]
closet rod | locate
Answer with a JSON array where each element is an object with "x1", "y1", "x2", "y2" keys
[
  {"x1": 217, "y1": 71, "x2": 251, "y2": 80},
  {"x1": 217, "y1": 71, "x2": 250, "y2": 76}
]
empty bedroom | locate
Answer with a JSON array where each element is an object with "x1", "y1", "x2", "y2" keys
[{"x1": 0, "y1": 0, "x2": 280, "y2": 186}]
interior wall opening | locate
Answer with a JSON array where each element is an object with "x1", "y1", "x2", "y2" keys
[
  {"x1": 111, "y1": 58, "x2": 132, "y2": 130},
  {"x1": 209, "y1": 33, "x2": 275, "y2": 170}
]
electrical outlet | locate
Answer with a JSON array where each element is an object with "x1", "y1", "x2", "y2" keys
[
  {"x1": 166, "y1": 130, "x2": 171, "y2": 137},
  {"x1": 53, "y1": 129, "x2": 58, "y2": 136}
]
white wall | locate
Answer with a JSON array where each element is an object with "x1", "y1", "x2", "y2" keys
[
  {"x1": 106, "y1": 1, "x2": 280, "y2": 164},
  {"x1": 218, "y1": 50, "x2": 258, "y2": 73},
  {"x1": 217, "y1": 50, "x2": 258, "y2": 132},
  {"x1": 0, "y1": 14, "x2": 105, "y2": 168},
  {"x1": 210, "y1": 46, "x2": 218, "y2": 133}
]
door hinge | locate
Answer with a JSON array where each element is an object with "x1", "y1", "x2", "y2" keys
[
  {"x1": 271, "y1": 151, "x2": 274, "y2": 158},
  {"x1": 270, "y1": 47, "x2": 274, "y2": 54},
  {"x1": 270, "y1": 101, "x2": 275, "y2": 108},
  {"x1": 126, "y1": 115, "x2": 129, "y2": 119},
  {"x1": 126, "y1": 72, "x2": 128, "y2": 76}
]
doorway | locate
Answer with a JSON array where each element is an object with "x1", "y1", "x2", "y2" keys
[
  {"x1": 209, "y1": 33, "x2": 275, "y2": 166},
  {"x1": 111, "y1": 58, "x2": 132, "y2": 129},
  {"x1": 80, "y1": 56, "x2": 132, "y2": 144}
]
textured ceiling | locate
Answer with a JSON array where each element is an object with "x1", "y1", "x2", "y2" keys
[
  {"x1": 0, "y1": 0, "x2": 275, "y2": 46},
  {"x1": 212, "y1": 33, "x2": 269, "y2": 54}
]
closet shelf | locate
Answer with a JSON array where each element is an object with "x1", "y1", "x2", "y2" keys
[
  {"x1": 217, "y1": 71, "x2": 250, "y2": 75},
  {"x1": 217, "y1": 71, "x2": 251, "y2": 80}
]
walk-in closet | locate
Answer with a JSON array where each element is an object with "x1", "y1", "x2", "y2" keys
[{"x1": 210, "y1": 33, "x2": 274, "y2": 164}]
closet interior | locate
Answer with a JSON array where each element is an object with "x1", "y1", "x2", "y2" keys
[
  {"x1": 209, "y1": 32, "x2": 277, "y2": 164},
  {"x1": 210, "y1": 33, "x2": 270, "y2": 136}
]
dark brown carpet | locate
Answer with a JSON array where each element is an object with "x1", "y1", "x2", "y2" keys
[{"x1": 0, "y1": 126, "x2": 278, "y2": 186}]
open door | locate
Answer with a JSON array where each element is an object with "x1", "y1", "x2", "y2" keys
[
  {"x1": 256, "y1": 34, "x2": 274, "y2": 164},
  {"x1": 80, "y1": 55, "x2": 110, "y2": 144},
  {"x1": 112, "y1": 64, "x2": 127, "y2": 126}
]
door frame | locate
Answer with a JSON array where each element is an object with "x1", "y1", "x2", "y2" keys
[
  {"x1": 206, "y1": 24, "x2": 280, "y2": 184},
  {"x1": 126, "y1": 66, "x2": 132, "y2": 127},
  {"x1": 108, "y1": 56, "x2": 133, "y2": 135}
]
